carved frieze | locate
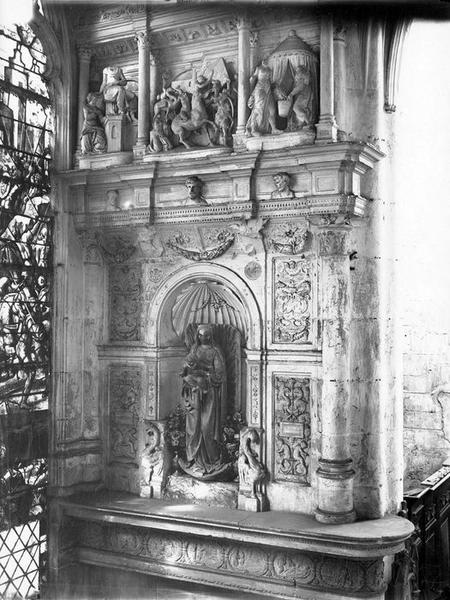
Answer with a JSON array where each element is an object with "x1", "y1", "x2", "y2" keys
[
  {"x1": 76, "y1": 520, "x2": 386, "y2": 595},
  {"x1": 274, "y1": 375, "x2": 311, "y2": 483},
  {"x1": 272, "y1": 258, "x2": 312, "y2": 344},
  {"x1": 165, "y1": 228, "x2": 235, "y2": 261},
  {"x1": 109, "y1": 367, "x2": 141, "y2": 463},
  {"x1": 109, "y1": 263, "x2": 142, "y2": 341}
]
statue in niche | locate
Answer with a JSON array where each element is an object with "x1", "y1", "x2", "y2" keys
[
  {"x1": 100, "y1": 65, "x2": 137, "y2": 120},
  {"x1": 178, "y1": 324, "x2": 232, "y2": 480},
  {"x1": 80, "y1": 92, "x2": 107, "y2": 155},
  {"x1": 246, "y1": 59, "x2": 282, "y2": 137},
  {"x1": 271, "y1": 172, "x2": 295, "y2": 199},
  {"x1": 285, "y1": 65, "x2": 314, "y2": 131},
  {"x1": 184, "y1": 175, "x2": 207, "y2": 205}
]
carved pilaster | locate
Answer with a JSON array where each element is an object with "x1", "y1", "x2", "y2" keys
[{"x1": 316, "y1": 224, "x2": 355, "y2": 524}]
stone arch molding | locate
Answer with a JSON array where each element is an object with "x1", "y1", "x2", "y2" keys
[{"x1": 148, "y1": 263, "x2": 262, "y2": 350}]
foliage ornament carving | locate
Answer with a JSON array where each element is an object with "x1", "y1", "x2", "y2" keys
[
  {"x1": 109, "y1": 263, "x2": 142, "y2": 341},
  {"x1": 266, "y1": 221, "x2": 309, "y2": 254},
  {"x1": 76, "y1": 519, "x2": 387, "y2": 595},
  {"x1": 166, "y1": 230, "x2": 235, "y2": 261},
  {"x1": 273, "y1": 258, "x2": 312, "y2": 344},
  {"x1": 109, "y1": 367, "x2": 141, "y2": 463},
  {"x1": 318, "y1": 229, "x2": 348, "y2": 256},
  {"x1": 274, "y1": 375, "x2": 311, "y2": 483},
  {"x1": 98, "y1": 234, "x2": 136, "y2": 264}
]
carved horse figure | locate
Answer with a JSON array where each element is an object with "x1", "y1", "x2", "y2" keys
[{"x1": 171, "y1": 91, "x2": 216, "y2": 149}]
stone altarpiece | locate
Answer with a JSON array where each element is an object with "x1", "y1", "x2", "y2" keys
[{"x1": 50, "y1": 3, "x2": 414, "y2": 599}]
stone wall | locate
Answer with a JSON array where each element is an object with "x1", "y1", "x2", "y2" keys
[{"x1": 396, "y1": 21, "x2": 450, "y2": 489}]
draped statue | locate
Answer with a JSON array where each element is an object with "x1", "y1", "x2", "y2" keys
[{"x1": 178, "y1": 324, "x2": 231, "y2": 480}]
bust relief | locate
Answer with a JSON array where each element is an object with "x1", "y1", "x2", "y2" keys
[{"x1": 271, "y1": 172, "x2": 295, "y2": 199}]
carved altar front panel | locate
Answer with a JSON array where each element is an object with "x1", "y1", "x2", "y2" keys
[
  {"x1": 75, "y1": 519, "x2": 386, "y2": 597},
  {"x1": 273, "y1": 375, "x2": 311, "y2": 484}
]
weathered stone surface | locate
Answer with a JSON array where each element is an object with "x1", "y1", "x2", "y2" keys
[{"x1": 164, "y1": 474, "x2": 238, "y2": 509}]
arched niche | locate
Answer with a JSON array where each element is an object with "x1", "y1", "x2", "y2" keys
[{"x1": 147, "y1": 263, "x2": 262, "y2": 422}]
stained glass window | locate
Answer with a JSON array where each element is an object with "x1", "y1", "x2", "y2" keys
[{"x1": 0, "y1": 19, "x2": 52, "y2": 599}]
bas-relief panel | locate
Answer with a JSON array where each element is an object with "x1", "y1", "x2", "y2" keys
[
  {"x1": 109, "y1": 263, "x2": 142, "y2": 341},
  {"x1": 272, "y1": 257, "x2": 312, "y2": 345},
  {"x1": 76, "y1": 520, "x2": 386, "y2": 596},
  {"x1": 109, "y1": 367, "x2": 142, "y2": 464},
  {"x1": 274, "y1": 375, "x2": 311, "y2": 484}
]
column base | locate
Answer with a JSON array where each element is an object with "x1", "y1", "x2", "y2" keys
[
  {"x1": 315, "y1": 507, "x2": 357, "y2": 524},
  {"x1": 315, "y1": 114, "x2": 338, "y2": 143},
  {"x1": 316, "y1": 457, "x2": 356, "y2": 523}
]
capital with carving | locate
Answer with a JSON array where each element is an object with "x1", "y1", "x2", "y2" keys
[
  {"x1": 317, "y1": 225, "x2": 350, "y2": 256},
  {"x1": 77, "y1": 45, "x2": 92, "y2": 63},
  {"x1": 236, "y1": 13, "x2": 251, "y2": 31},
  {"x1": 249, "y1": 31, "x2": 259, "y2": 48},
  {"x1": 135, "y1": 30, "x2": 150, "y2": 50}
]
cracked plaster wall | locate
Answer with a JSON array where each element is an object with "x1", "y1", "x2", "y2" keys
[{"x1": 396, "y1": 21, "x2": 450, "y2": 489}]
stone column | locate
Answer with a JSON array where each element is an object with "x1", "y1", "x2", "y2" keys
[
  {"x1": 149, "y1": 51, "x2": 159, "y2": 124},
  {"x1": 76, "y1": 46, "x2": 92, "y2": 153},
  {"x1": 236, "y1": 15, "x2": 251, "y2": 135},
  {"x1": 136, "y1": 31, "x2": 150, "y2": 148},
  {"x1": 316, "y1": 223, "x2": 356, "y2": 524},
  {"x1": 316, "y1": 15, "x2": 338, "y2": 142},
  {"x1": 334, "y1": 23, "x2": 346, "y2": 138}
]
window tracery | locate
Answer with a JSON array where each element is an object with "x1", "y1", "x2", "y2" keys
[{"x1": 0, "y1": 19, "x2": 52, "y2": 599}]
